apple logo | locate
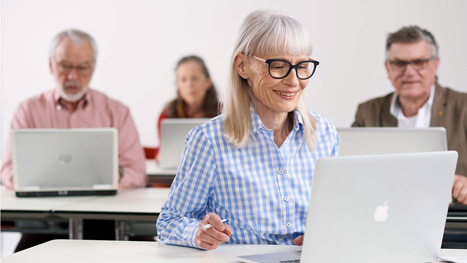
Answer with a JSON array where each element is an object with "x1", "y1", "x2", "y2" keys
[{"x1": 374, "y1": 201, "x2": 389, "y2": 223}]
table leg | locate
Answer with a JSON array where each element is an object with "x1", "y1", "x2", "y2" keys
[
  {"x1": 115, "y1": 220, "x2": 128, "y2": 241},
  {"x1": 69, "y1": 218, "x2": 83, "y2": 239}
]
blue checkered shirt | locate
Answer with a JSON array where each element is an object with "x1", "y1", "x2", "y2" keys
[{"x1": 156, "y1": 107, "x2": 339, "y2": 248}]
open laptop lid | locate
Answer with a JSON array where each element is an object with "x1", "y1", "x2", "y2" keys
[
  {"x1": 301, "y1": 151, "x2": 457, "y2": 263},
  {"x1": 159, "y1": 118, "x2": 210, "y2": 169},
  {"x1": 12, "y1": 128, "x2": 118, "y2": 197},
  {"x1": 238, "y1": 151, "x2": 457, "y2": 263},
  {"x1": 337, "y1": 127, "x2": 447, "y2": 156}
]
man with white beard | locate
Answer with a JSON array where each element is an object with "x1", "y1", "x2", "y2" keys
[{"x1": 1, "y1": 29, "x2": 147, "y2": 251}]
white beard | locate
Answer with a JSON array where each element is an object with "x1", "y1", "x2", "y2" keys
[{"x1": 57, "y1": 81, "x2": 89, "y2": 102}]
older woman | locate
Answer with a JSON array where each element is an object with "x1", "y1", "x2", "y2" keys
[{"x1": 156, "y1": 10, "x2": 339, "y2": 250}]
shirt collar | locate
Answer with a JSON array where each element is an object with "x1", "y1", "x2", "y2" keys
[
  {"x1": 249, "y1": 104, "x2": 304, "y2": 134},
  {"x1": 293, "y1": 109, "x2": 305, "y2": 132},
  {"x1": 390, "y1": 84, "x2": 435, "y2": 118},
  {"x1": 249, "y1": 104, "x2": 265, "y2": 134}
]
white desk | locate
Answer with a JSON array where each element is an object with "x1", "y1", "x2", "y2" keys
[
  {"x1": 1, "y1": 186, "x2": 95, "y2": 222},
  {"x1": 1, "y1": 187, "x2": 170, "y2": 240},
  {"x1": 55, "y1": 187, "x2": 169, "y2": 239},
  {"x1": 2, "y1": 240, "x2": 300, "y2": 263},
  {"x1": 1, "y1": 186, "x2": 95, "y2": 213},
  {"x1": 1, "y1": 187, "x2": 169, "y2": 217},
  {"x1": 1, "y1": 187, "x2": 98, "y2": 237},
  {"x1": 53, "y1": 187, "x2": 169, "y2": 220},
  {"x1": 3, "y1": 240, "x2": 467, "y2": 263}
]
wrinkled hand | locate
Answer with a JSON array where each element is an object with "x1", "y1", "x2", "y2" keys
[
  {"x1": 294, "y1": 235, "x2": 304, "y2": 246},
  {"x1": 195, "y1": 212, "x2": 232, "y2": 250},
  {"x1": 453, "y1": 175, "x2": 467, "y2": 204}
]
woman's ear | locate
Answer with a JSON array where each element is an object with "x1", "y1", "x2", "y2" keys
[{"x1": 234, "y1": 54, "x2": 249, "y2": 79}]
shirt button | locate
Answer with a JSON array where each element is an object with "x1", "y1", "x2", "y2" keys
[
  {"x1": 56, "y1": 105, "x2": 62, "y2": 111},
  {"x1": 286, "y1": 222, "x2": 291, "y2": 228},
  {"x1": 283, "y1": 196, "x2": 289, "y2": 201},
  {"x1": 278, "y1": 169, "x2": 284, "y2": 175}
]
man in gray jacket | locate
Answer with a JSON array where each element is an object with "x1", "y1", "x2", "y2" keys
[{"x1": 352, "y1": 25, "x2": 467, "y2": 204}]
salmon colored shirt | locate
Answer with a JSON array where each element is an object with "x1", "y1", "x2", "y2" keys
[{"x1": 0, "y1": 88, "x2": 147, "y2": 189}]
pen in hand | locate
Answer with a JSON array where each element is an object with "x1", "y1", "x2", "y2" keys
[{"x1": 202, "y1": 219, "x2": 229, "y2": 229}]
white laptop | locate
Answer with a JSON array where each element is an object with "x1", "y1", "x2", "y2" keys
[
  {"x1": 337, "y1": 127, "x2": 447, "y2": 156},
  {"x1": 238, "y1": 151, "x2": 458, "y2": 263},
  {"x1": 159, "y1": 118, "x2": 210, "y2": 169},
  {"x1": 12, "y1": 128, "x2": 118, "y2": 197}
]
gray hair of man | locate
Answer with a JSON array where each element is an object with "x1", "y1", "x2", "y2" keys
[
  {"x1": 385, "y1": 25, "x2": 439, "y2": 59},
  {"x1": 49, "y1": 29, "x2": 98, "y2": 61},
  {"x1": 222, "y1": 10, "x2": 317, "y2": 150}
]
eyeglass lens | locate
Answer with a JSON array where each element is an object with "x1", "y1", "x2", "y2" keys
[
  {"x1": 58, "y1": 63, "x2": 92, "y2": 76},
  {"x1": 390, "y1": 58, "x2": 431, "y2": 71},
  {"x1": 269, "y1": 60, "x2": 316, "y2": 79}
]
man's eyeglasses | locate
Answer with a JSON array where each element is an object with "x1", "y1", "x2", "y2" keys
[
  {"x1": 252, "y1": 56, "x2": 319, "y2": 80},
  {"x1": 387, "y1": 57, "x2": 435, "y2": 72},
  {"x1": 55, "y1": 61, "x2": 93, "y2": 76}
]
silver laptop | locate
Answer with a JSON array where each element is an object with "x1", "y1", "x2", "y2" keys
[
  {"x1": 238, "y1": 151, "x2": 458, "y2": 263},
  {"x1": 337, "y1": 127, "x2": 447, "y2": 156},
  {"x1": 12, "y1": 128, "x2": 118, "y2": 197},
  {"x1": 159, "y1": 118, "x2": 209, "y2": 169}
]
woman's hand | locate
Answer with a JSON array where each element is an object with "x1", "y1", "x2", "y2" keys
[{"x1": 195, "y1": 212, "x2": 232, "y2": 250}]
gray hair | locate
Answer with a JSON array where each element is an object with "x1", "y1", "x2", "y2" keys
[
  {"x1": 49, "y1": 29, "x2": 98, "y2": 61},
  {"x1": 386, "y1": 26, "x2": 438, "y2": 59},
  {"x1": 222, "y1": 10, "x2": 317, "y2": 150}
]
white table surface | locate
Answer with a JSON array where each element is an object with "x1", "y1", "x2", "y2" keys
[
  {"x1": 54, "y1": 187, "x2": 170, "y2": 214},
  {"x1": 1, "y1": 240, "x2": 301, "y2": 263},
  {"x1": 3, "y1": 239, "x2": 467, "y2": 263},
  {"x1": 1, "y1": 186, "x2": 95, "y2": 212},
  {"x1": 2, "y1": 187, "x2": 171, "y2": 239},
  {"x1": 1, "y1": 187, "x2": 170, "y2": 221}
]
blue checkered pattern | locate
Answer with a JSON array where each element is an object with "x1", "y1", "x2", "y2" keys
[{"x1": 156, "y1": 106, "x2": 339, "y2": 248}]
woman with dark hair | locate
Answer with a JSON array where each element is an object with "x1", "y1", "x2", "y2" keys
[{"x1": 157, "y1": 55, "x2": 220, "y2": 139}]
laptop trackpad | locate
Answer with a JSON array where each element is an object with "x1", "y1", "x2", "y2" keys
[{"x1": 237, "y1": 250, "x2": 301, "y2": 263}]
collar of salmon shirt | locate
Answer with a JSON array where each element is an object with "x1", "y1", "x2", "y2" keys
[{"x1": 53, "y1": 88, "x2": 91, "y2": 111}]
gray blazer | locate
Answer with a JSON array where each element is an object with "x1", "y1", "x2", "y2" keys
[{"x1": 352, "y1": 83, "x2": 467, "y2": 176}]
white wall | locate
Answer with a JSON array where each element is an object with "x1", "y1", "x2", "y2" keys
[{"x1": 2, "y1": 0, "x2": 467, "y2": 152}]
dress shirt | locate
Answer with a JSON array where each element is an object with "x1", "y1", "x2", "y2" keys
[
  {"x1": 389, "y1": 85, "x2": 435, "y2": 128},
  {"x1": 156, "y1": 106, "x2": 339, "y2": 248},
  {"x1": 0, "y1": 88, "x2": 147, "y2": 189}
]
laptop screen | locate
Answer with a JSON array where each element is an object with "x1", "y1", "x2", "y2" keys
[
  {"x1": 12, "y1": 128, "x2": 118, "y2": 193},
  {"x1": 337, "y1": 127, "x2": 447, "y2": 156},
  {"x1": 159, "y1": 118, "x2": 210, "y2": 169}
]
